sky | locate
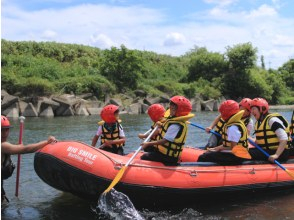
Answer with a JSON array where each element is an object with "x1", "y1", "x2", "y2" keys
[{"x1": 2, "y1": 0, "x2": 294, "y2": 69}]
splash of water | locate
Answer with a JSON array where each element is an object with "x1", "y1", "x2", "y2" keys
[{"x1": 95, "y1": 189, "x2": 144, "y2": 220}]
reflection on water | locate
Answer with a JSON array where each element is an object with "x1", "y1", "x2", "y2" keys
[{"x1": 2, "y1": 111, "x2": 294, "y2": 219}]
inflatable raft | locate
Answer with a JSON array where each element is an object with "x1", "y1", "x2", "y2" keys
[{"x1": 34, "y1": 141, "x2": 294, "y2": 204}]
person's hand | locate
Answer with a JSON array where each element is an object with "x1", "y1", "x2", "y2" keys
[
  {"x1": 207, "y1": 146, "x2": 222, "y2": 152},
  {"x1": 205, "y1": 126, "x2": 212, "y2": 133},
  {"x1": 47, "y1": 136, "x2": 56, "y2": 144},
  {"x1": 103, "y1": 140, "x2": 113, "y2": 147},
  {"x1": 268, "y1": 154, "x2": 279, "y2": 163},
  {"x1": 138, "y1": 133, "x2": 145, "y2": 139},
  {"x1": 140, "y1": 142, "x2": 149, "y2": 150},
  {"x1": 156, "y1": 121, "x2": 163, "y2": 127}
]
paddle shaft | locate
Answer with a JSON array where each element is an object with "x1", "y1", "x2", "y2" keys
[
  {"x1": 103, "y1": 125, "x2": 159, "y2": 193},
  {"x1": 125, "y1": 126, "x2": 158, "y2": 167},
  {"x1": 15, "y1": 116, "x2": 25, "y2": 197},
  {"x1": 189, "y1": 122, "x2": 221, "y2": 137}
]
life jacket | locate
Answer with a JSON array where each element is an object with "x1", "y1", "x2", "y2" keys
[
  {"x1": 254, "y1": 113, "x2": 290, "y2": 150},
  {"x1": 1, "y1": 154, "x2": 15, "y2": 180},
  {"x1": 215, "y1": 117, "x2": 226, "y2": 135},
  {"x1": 100, "y1": 122, "x2": 124, "y2": 148},
  {"x1": 222, "y1": 111, "x2": 248, "y2": 149},
  {"x1": 290, "y1": 111, "x2": 294, "y2": 135},
  {"x1": 157, "y1": 117, "x2": 188, "y2": 159}
]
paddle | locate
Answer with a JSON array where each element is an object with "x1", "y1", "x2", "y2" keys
[
  {"x1": 103, "y1": 125, "x2": 159, "y2": 194},
  {"x1": 248, "y1": 139, "x2": 294, "y2": 179},
  {"x1": 15, "y1": 116, "x2": 25, "y2": 197}
]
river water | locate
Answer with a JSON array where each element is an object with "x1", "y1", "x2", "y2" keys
[{"x1": 1, "y1": 110, "x2": 294, "y2": 220}]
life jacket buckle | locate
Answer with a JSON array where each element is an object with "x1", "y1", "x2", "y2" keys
[{"x1": 190, "y1": 170, "x2": 198, "y2": 177}]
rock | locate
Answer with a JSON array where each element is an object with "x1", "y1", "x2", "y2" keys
[
  {"x1": 134, "y1": 90, "x2": 147, "y2": 97},
  {"x1": 2, "y1": 103, "x2": 19, "y2": 118},
  {"x1": 39, "y1": 106, "x2": 54, "y2": 117},
  {"x1": 1, "y1": 94, "x2": 19, "y2": 110}
]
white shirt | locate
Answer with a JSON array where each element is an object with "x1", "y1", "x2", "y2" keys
[
  {"x1": 246, "y1": 118, "x2": 254, "y2": 135},
  {"x1": 268, "y1": 117, "x2": 288, "y2": 140},
  {"x1": 227, "y1": 125, "x2": 241, "y2": 143},
  {"x1": 95, "y1": 125, "x2": 125, "y2": 137},
  {"x1": 164, "y1": 124, "x2": 181, "y2": 142}
]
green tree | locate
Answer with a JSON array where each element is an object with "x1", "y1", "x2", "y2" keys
[
  {"x1": 185, "y1": 47, "x2": 227, "y2": 82},
  {"x1": 222, "y1": 43, "x2": 258, "y2": 99},
  {"x1": 100, "y1": 45, "x2": 143, "y2": 92}
]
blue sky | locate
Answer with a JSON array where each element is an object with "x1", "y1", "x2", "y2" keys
[{"x1": 2, "y1": 0, "x2": 294, "y2": 69}]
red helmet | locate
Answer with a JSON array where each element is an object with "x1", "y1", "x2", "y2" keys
[
  {"x1": 170, "y1": 96, "x2": 192, "y2": 117},
  {"x1": 1, "y1": 115, "x2": 12, "y2": 128},
  {"x1": 239, "y1": 98, "x2": 252, "y2": 112},
  {"x1": 250, "y1": 98, "x2": 269, "y2": 114},
  {"x1": 100, "y1": 104, "x2": 119, "y2": 123},
  {"x1": 148, "y1": 104, "x2": 165, "y2": 122},
  {"x1": 218, "y1": 100, "x2": 239, "y2": 121}
]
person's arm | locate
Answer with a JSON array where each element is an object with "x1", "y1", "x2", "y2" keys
[
  {"x1": 141, "y1": 138, "x2": 168, "y2": 150},
  {"x1": 91, "y1": 135, "x2": 99, "y2": 147},
  {"x1": 205, "y1": 114, "x2": 221, "y2": 133},
  {"x1": 268, "y1": 117, "x2": 288, "y2": 163},
  {"x1": 1, "y1": 136, "x2": 56, "y2": 155}
]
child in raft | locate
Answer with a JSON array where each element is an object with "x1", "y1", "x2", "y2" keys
[
  {"x1": 140, "y1": 96, "x2": 193, "y2": 165},
  {"x1": 138, "y1": 103, "x2": 166, "y2": 152},
  {"x1": 91, "y1": 104, "x2": 126, "y2": 155}
]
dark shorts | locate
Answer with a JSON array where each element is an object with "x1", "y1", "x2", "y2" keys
[
  {"x1": 249, "y1": 148, "x2": 289, "y2": 162},
  {"x1": 141, "y1": 151, "x2": 178, "y2": 166},
  {"x1": 198, "y1": 151, "x2": 245, "y2": 165}
]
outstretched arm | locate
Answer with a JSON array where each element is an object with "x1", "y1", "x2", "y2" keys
[{"x1": 1, "y1": 136, "x2": 56, "y2": 155}]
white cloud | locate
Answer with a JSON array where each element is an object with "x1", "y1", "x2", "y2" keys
[
  {"x1": 246, "y1": 4, "x2": 277, "y2": 19},
  {"x1": 90, "y1": 34, "x2": 114, "y2": 48},
  {"x1": 163, "y1": 32, "x2": 186, "y2": 46},
  {"x1": 1, "y1": 1, "x2": 294, "y2": 68},
  {"x1": 41, "y1": 30, "x2": 57, "y2": 40},
  {"x1": 272, "y1": 34, "x2": 294, "y2": 47}
]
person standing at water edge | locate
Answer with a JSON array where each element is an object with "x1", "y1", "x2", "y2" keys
[
  {"x1": 249, "y1": 98, "x2": 290, "y2": 163},
  {"x1": 198, "y1": 100, "x2": 250, "y2": 165},
  {"x1": 138, "y1": 104, "x2": 166, "y2": 152},
  {"x1": 1, "y1": 115, "x2": 56, "y2": 203},
  {"x1": 91, "y1": 104, "x2": 126, "y2": 155},
  {"x1": 140, "y1": 96, "x2": 193, "y2": 165}
]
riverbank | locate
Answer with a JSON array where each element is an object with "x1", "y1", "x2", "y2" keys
[{"x1": 269, "y1": 105, "x2": 294, "y2": 110}]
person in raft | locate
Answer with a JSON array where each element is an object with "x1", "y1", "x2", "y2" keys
[
  {"x1": 290, "y1": 110, "x2": 294, "y2": 156},
  {"x1": 204, "y1": 98, "x2": 254, "y2": 150},
  {"x1": 138, "y1": 103, "x2": 166, "y2": 152},
  {"x1": 249, "y1": 98, "x2": 290, "y2": 163},
  {"x1": 91, "y1": 104, "x2": 126, "y2": 155},
  {"x1": 1, "y1": 115, "x2": 56, "y2": 203},
  {"x1": 198, "y1": 100, "x2": 251, "y2": 165},
  {"x1": 204, "y1": 114, "x2": 225, "y2": 149},
  {"x1": 239, "y1": 98, "x2": 254, "y2": 136},
  {"x1": 140, "y1": 96, "x2": 193, "y2": 165}
]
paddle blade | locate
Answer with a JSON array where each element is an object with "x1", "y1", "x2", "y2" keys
[
  {"x1": 103, "y1": 166, "x2": 127, "y2": 194},
  {"x1": 232, "y1": 145, "x2": 252, "y2": 159},
  {"x1": 285, "y1": 169, "x2": 294, "y2": 180}
]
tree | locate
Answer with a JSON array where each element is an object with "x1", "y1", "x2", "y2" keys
[
  {"x1": 185, "y1": 47, "x2": 227, "y2": 82},
  {"x1": 100, "y1": 45, "x2": 143, "y2": 92},
  {"x1": 225, "y1": 42, "x2": 257, "y2": 71},
  {"x1": 222, "y1": 43, "x2": 258, "y2": 99}
]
